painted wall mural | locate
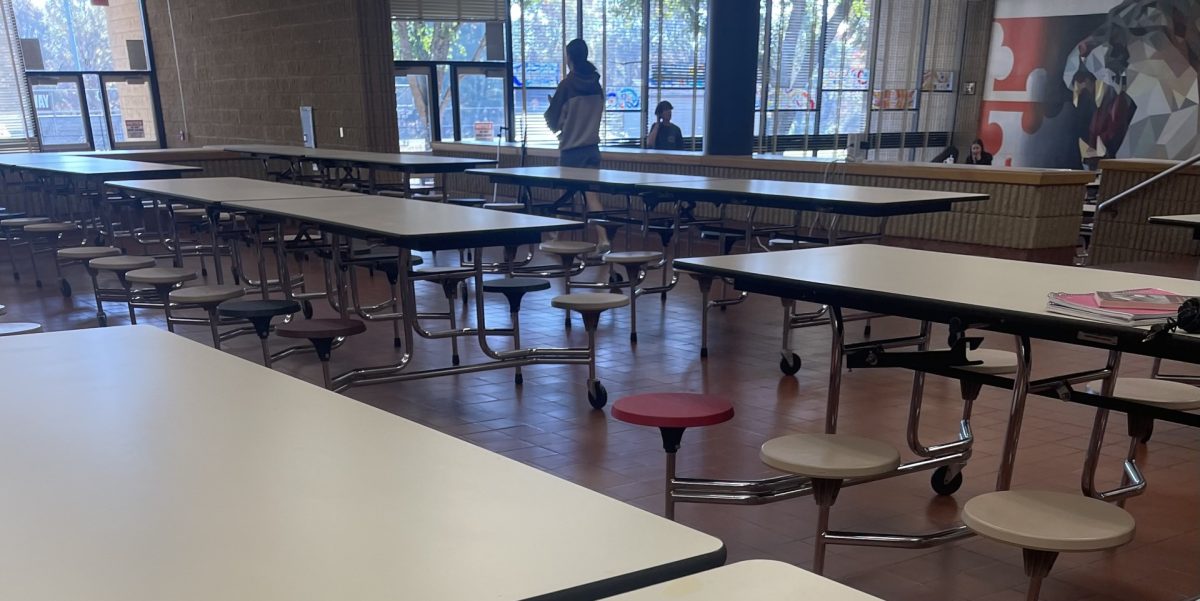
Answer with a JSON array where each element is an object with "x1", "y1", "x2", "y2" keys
[{"x1": 980, "y1": 0, "x2": 1200, "y2": 169}]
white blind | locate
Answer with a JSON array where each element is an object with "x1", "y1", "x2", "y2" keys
[
  {"x1": 390, "y1": 0, "x2": 505, "y2": 22},
  {"x1": 0, "y1": 0, "x2": 37, "y2": 152}
]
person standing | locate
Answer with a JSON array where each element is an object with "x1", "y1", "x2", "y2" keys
[
  {"x1": 544, "y1": 38, "x2": 610, "y2": 253},
  {"x1": 965, "y1": 138, "x2": 994, "y2": 165},
  {"x1": 646, "y1": 100, "x2": 684, "y2": 150}
]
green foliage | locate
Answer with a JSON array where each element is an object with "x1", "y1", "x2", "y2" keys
[{"x1": 13, "y1": 0, "x2": 114, "y2": 71}]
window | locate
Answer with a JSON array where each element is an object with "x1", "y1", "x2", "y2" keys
[
  {"x1": 0, "y1": 0, "x2": 37, "y2": 152},
  {"x1": 511, "y1": 0, "x2": 567, "y2": 144},
  {"x1": 12, "y1": 0, "x2": 161, "y2": 150},
  {"x1": 648, "y1": 0, "x2": 705, "y2": 148}
]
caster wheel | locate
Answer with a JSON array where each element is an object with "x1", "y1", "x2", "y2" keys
[
  {"x1": 587, "y1": 380, "x2": 608, "y2": 409},
  {"x1": 515, "y1": 372, "x2": 523, "y2": 385},
  {"x1": 302, "y1": 300, "x2": 314, "y2": 319},
  {"x1": 930, "y1": 466, "x2": 964, "y2": 496},
  {"x1": 59, "y1": 279, "x2": 71, "y2": 297},
  {"x1": 97, "y1": 314, "x2": 108, "y2": 327},
  {"x1": 779, "y1": 352, "x2": 802, "y2": 375}
]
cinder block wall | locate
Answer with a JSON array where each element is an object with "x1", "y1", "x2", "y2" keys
[{"x1": 144, "y1": 0, "x2": 398, "y2": 151}]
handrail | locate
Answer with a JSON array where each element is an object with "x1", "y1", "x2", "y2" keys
[{"x1": 1097, "y1": 150, "x2": 1200, "y2": 213}]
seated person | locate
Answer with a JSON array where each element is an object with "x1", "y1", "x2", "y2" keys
[
  {"x1": 965, "y1": 138, "x2": 994, "y2": 165},
  {"x1": 646, "y1": 101, "x2": 684, "y2": 150}
]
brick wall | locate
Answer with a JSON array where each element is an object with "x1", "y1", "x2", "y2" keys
[{"x1": 144, "y1": 0, "x2": 398, "y2": 151}]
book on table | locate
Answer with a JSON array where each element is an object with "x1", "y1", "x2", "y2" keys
[
  {"x1": 1093, "y1": 288, "x2": 1190, "y2": 310},
  {"x1": 1047, "y1": 289, "x2": 1184, "y2": 324}
]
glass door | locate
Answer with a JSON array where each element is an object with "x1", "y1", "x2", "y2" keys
[
  {"x1": 395, "y1": 66, "x2": 434, "y2": 151},
  {"x1": 28, "y1": 74, "x2": 92, "y2": 151},
  {"x1": 101, "y1": 74, "x2": 160, "y2": 149},
  {"x1": 455, "y1": 66, "x2": 507, "y2": 142}
]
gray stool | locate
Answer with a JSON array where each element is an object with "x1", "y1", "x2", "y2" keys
[
  {"x1": 168, "y1": 285, "x2": 247, "y2": 347},
  {"x1": 125, "y1": 267, "x2": 198, "y2": 332},
  {"x1": 482, "y1": 277, "x2": 551, "y2": 384},
  {"x1": 89, "y1": 255, "x2": 158, "y2": 325},
  {"x1": 550, "y1": 292, "x2": 629, "y2": 408},
  {"x1": 56, "y1": 246, "x2": 121, "y2": 298}
]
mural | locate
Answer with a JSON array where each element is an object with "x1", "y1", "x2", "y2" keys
[{"x1": 980, "y1": 0, "x2": 1200, "y2": 168}]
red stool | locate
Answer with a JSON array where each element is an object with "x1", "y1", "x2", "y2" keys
[{"x1": 612, "y1": 393, "x2": 735, "y2": 520}]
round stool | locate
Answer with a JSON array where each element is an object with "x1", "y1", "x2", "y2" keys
[
  {"x1": 446, "y1": 197, "x2": 488, "y2": 208},
  {"x1": 483, "y1": 202, "x2": 526, "y2": 212},
  {"x1": 612, "y1": 393, "x2": 735, "y2": 519},
  {"x1": 126, "y1": 267, "x2": 199, "y2": 332},
  {"x1": 218, "y1": 299, "x2": 301, "y2": 366},
  {"x1": 481, "y1": 277, "x2": 551, "y2": 384},
  {"x1": 1, "y1": 217, "x2": 49, "y2": 281},
  {"x1": 540, "y1": 239, "x2": 596, "y2": 287},
  {"x1": 89, "y1": 255, "x2": 158, "y2": 325},
  {"x1": 602, "y1": 250, "x2": 664, "y2": 343},
  {"x1": 275, "y1": 318, "x2": 367, "y2": 389},
  {"x1": 962, "y1": 490, "x2": 1135, "y2": 601},
  {"x1": 0, "y1": 322, "x2": 43, "y2": 336},
  {"x1": 22, "y1": 222, "x2": 79, "y2": 289},
  {"x1": 550, "y1": 292, "x2": 630, "y2": 408},
  {"x1": 760, "y1": 433, "x2": 901, "y2": 574},
  {"x1": 55, "y1": 246, "x2": 121, "y2": 298},
  {"x1": 169, "y1": 285, "x2": 247, "y2": 348}
]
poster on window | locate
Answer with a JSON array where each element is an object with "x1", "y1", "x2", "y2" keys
[
  {"x1": 979, "y1": 0, "x2": 1200, "y2": 168},
  {"x1": 921, "y1": 70, "x2": 956, "y2": 92},
  {"x1": 125, "y1": 120, "x2": 145, "y2": 139},
  {"x1": 606, "y1": 88, "x2": 640, "y2": 111},
  {"x1": 513, "y1": 62, "x2": 561, "y2": 89},
  {"x1": 871, "y1": 89, "x2": 916, "y2": 110}
]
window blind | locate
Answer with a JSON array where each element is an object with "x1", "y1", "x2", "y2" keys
[
  {"x1": 0, "y1": 0, "x2": 37, "y2": 152},
  {"x1": 390, "y1": 0, "x2": 505, "y2": 22}
]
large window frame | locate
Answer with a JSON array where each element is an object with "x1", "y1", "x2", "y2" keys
[{"x1": 15, "y1": 0, "x2": 165, "y2": 151}]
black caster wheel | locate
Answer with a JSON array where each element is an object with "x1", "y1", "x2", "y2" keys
[
  {"x1": 779, "y1": 352, "x2": 802, "y2": 375},
  {"x1": 930, "y1": 466, "x2": 964, "y2": 496},
  {"x1": 302, "y1": 300, "x2": 314, "y2": 319},
  {"x1": 97, "y1": 314, "x2": 108, "y2": 327},
  {"x1": 59, "y1": 279, "x2": 71, "y2": 297},
  {"x1": 515, "y1": 372, "x2": 523, "y2": 385},
  {"x1": 587, "y1": 380, "x2": 608, "y2": 409}
]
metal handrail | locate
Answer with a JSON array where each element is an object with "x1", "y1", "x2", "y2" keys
[{"x1": 1096, "y1": 150, "x2": 1200, "y2": 213}]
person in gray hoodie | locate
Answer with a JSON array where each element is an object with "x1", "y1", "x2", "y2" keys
[{"x1": 545, "y1": 38, "x2": 610, "y2": 253}]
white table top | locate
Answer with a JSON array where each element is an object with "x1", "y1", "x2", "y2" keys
[
  {"x1": 606, "y1": 560, "x2": 882, "y2": 600},
  {"x1": 639, "y1": 178, "x2": 988, "y2": 215},
  {"x1": 675, "y1": 245, "x2": 1200, "y2": 355},
  {"x1": 0, "y1": 153, "x2": 93, "y2": 166},
  {"x1": 0, "y1": 326, "x2": 724, "y2": 600},
  {"x1": 225, "y1": 194, "x2": 581, "y2": 250},
  {"x1": 7, "y1": 156, "x2": 199, "y2": 176},
  {"x1": 1148, "y1": 214, "x2": 1200, "y2": 229},
  {"x1": 218, "y1": 145, "x2": 495, "y2": 171},
  {"x1": 106, "y1": 177, "x2": 360, "y2": 205},
  {"x1": 469, "y1": 166, "x2": 719, "y2": 189}
]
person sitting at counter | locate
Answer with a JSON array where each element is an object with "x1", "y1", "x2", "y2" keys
[
  {"x1": 965, "y1": 138, "x2": 994, "y2": 165},
  {"x1": 646, "y1": 101, "x2": 684, "y2": 150}
]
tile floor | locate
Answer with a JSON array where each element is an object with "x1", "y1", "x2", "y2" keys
[{"x1": 2, "y1": 236, "x2": 1196, "y2": 601}]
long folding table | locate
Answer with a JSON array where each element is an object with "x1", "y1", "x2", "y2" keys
[
  {"x1": 218, "y1": 144, "x2": 495, "y2": 194},
  {"x1": 221, "y1": 194, "x2": 609, "y2": 397},
  {"x1": 0, "y1": 326, "x2": 725, "y2": 600}
]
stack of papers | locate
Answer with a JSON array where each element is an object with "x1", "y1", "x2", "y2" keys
[{"x1": 1047, "y1": 288, "x2": 1185, "y2": 324}]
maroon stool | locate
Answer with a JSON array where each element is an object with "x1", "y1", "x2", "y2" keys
[{"x1": 612, "y1": 392, "x2": 735, "y2": 519}]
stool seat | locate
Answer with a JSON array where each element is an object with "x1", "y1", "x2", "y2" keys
[
  {"x1": 24, "y1": 222, "x2": 77, "y2": 234},
  {"x1": 934, "y1": 348, "x2": 1018, "y2": 375},
  {"x1": 169, "y1": 285, "x2": 246, "y2": 304},
  {"x1": 540, "y1": 240, "x2": 596, "y2": 255},
  {"x1": 483, "y1": 202, "x2": 526, "y2": 212},
  {"x1": 90, "y1": 255, "x2": 157, "y2": 271},
  {"x1": 612, "y1": 393, "x2": 735, "y2": 429},
  {"x1": 603, "y1": 250, "x2": 664, "y2": 265},
  {"x1": 125, "y1": 267, "x2": 199, "y2": 285},
  {"x1": 0, "y1": 212, "x2": 26, "y2": 220},
  {"x1": 217, "y1": 299, "x2": 301, "y2": 319},
  {"x1": 276, "y1": 318, "x2": 367, "y2": 339},
  {"x1": 1, "y1": 217, "x2": 49, "y2": 227},
  {"x1": 551, "y1": 293, "x2": 630, "y2": 312},
  {"x1": 1088, "y1": 378, "x2": 1200, "y2": 410},
  {"x1": 760, "y1": 433, "x2": 900, "y2": 479},
  {"x1": 447, "y1": 197, "x2": 488, "y2": 207},
  {"x1": 962, "y1": 490, "x2": 1135, "y2": 553},
  {"x1": 482, "y1": 277, "x2": 551, "y2": 294},
  {"x1": 0, "y1": 322, "x2": 43, "y2": 336},
  {"x1": 409, "y1": 191, "x2": 442, "y2": 201},
  {"x1": 174, "y1": 208, "x2": 208, "y2": 219},
  {"x1": 58, "y1": 246, "x2": 122, "y2": 260}
]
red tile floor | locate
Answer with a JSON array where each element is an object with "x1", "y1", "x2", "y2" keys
[{"x1": 3, "y1": 238, "x2": 1197, "y2": 601}]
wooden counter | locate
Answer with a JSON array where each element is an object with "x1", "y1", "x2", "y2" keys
[
  {"x1": 434, "y1": 141, "x2": 1093, "y2": 263},
  {"x1": 1090, "y1": 158, "x2": 1200, "y2": 265}
]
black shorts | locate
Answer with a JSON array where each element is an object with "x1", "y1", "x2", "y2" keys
[{"x1": 559, "y1": 145, "x2": 601, "y2": 168}]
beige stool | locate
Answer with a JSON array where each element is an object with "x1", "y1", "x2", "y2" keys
[
  {"x1": 602, "y1": 250, "x2": 664, "y2": 343},
  {"x1": 125, "y1": 267, "x2": 198, "y2": 332},
  {"x1": 0, "y1": 322, "x2": 42, "y2": 336},
  {"x1": 89, "y1": 255, "x2": 158, "y2": 325},
  {"x1": 1, "y1": 217, "x2": 49, "y2": 282},
  {"x1": 168, "y1": 285, "x2": 247, "y2": 347},
  {"x1": 962, "y1": 490, "x2": 1135, "y2": 601},
  {"x1": 56, "y1": 245, "x2": 120, "y2": 298},
  {"x1": 541, "y1": 240, "x2": 598, "y2": 327},
  {"x1": 1082, "y1": 377, "x2": 1200, "y2": 502},
  {"x1": 551, "y1": 292, "x2": 630, "y2": 408},
  {"x1": 760, "y1": 433, "x2": 901, "y2": 574}
]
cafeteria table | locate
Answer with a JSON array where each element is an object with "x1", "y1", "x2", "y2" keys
[
  {"x1": 672, "y1": 245, "x2": 1200, "y2": 522},
  {"x1": 0, "y1": 326, "x2": 725, "y2": 601},
  {"x1": 606, "y1": 560, "x2": 882, "y2": 600}
]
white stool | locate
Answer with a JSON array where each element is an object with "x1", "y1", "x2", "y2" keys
[
  {"x1": 56, "y1": 246, "x2": 121, "y2": 298},
  {"x1": 602, "y1": 250, "x2": 664, "y2": 343},
  {"x1": 169, "y1": 285, "x2": 247, "y2": 347},
  {"x1": 89, "y1": 255, "x2": 158, "y2": 326},
  {"x1": 0, "y1": 322, "x2": 43, "y2": 336},
  {"x1": 125, "y1": 267, "x2": 198, "y2": 332},
  {"x1": 962, "y1": 490, "x2": 1134, "y2": 601},
  {"x1": 551, "y1": 292, "x2": 629, "y2": 408}
]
